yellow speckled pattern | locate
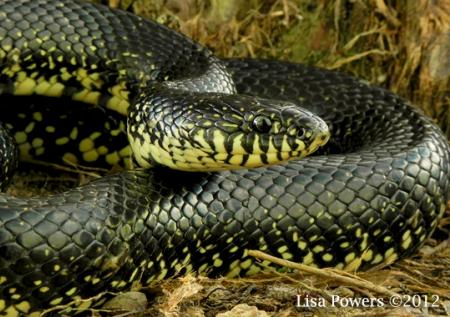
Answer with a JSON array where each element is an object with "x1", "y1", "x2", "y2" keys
[{"x1": 0, "y1": 0, "x2": 449, "y2": 316}]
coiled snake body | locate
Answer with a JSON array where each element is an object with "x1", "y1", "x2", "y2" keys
[{"x1": 0, "y1": 0, "x2": 449, "y2": 315}]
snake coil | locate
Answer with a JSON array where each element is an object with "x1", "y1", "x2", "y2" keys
[{"x1": 0, "y1": 0, "x2": 448, "y2": 315}]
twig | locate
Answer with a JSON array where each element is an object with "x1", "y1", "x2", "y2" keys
[
  {"x1": 273, "y1": 271, "x2": 336, "y2": 304},
  {"x1": 329, "y1": 49, "x2": 391, "y2": 69},
  {"x1": 248, "y1": 250, "x2": 398, "y2": 297},
  {"x1": 26, "y1": 159, "x2": 106, "y2": 178},
  {"x1": 374, "y1": 0, "x2": 401, "y2": 27}
]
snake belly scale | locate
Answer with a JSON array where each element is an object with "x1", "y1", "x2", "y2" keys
[{"x1": 0, "y1": 0, "x2": 449, "y2": 315}]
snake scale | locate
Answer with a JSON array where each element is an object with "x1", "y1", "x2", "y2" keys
[{"x1": 0, "y1": 0, "x2": 449, "y2": 316}]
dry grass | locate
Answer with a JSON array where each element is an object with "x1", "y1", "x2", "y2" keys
[{"x1": 8, "y1": 0, "x2": 450, "y2": 316}]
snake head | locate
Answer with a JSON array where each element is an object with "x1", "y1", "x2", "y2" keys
[
  {"x1": 128, "y1": 92, "x2": 329, "y2": 171},
  {"x1": 208, "y1": 96, "x2": 330, "y2": 169}
]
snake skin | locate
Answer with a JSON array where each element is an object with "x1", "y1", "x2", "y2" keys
[{"x1": 0, "y1": 0, "x2": 449, "y2": 316}]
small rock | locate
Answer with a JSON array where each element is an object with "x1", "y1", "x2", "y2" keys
[
  {"x1": 216, "y1": 304, "x2": 270, "y2": 317},
  {"x1": 102, "y1": 291, "x2": 147, "y2": 315}
]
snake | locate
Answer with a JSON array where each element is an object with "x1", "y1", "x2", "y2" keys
[{"x1": 0, "y1": 0, "x2": 448, "y2": 316}]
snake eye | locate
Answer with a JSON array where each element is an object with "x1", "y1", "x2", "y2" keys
[
  {"x1": 253, "y1": 116, "x2": 272, "y2": 133},
  {"x1": 297, "y1": 128, "x2": 306, "y2": 139}
]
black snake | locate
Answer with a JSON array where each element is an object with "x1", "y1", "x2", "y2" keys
[{"x1": 0, "y1": 0, "x2": 449, "y2": 315}]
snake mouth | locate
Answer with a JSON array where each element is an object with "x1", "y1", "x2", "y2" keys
[
  {"x1": 166, "y1": 151, "x2": 303, "y2": 171},
  {"x1": 188, "y1": 147, "x2": 322, "y2": 171}
]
